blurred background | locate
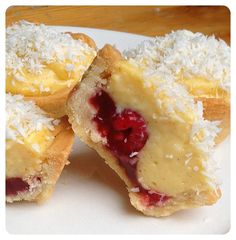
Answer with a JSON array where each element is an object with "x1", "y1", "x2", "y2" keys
[{"x1": 6, "y1": 6, "x2": 230, "y2": 44}]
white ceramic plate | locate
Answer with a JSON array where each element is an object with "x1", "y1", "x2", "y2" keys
[{"x1": 6, "y1": 27, "x2": 230, "y2": 234}]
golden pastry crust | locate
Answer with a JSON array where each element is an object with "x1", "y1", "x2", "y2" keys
[
  {"x1": 66, "y1": 32, "x2": 97, "y2": 49},
  {"x1": 67, "y1": 45, "x2": 221, "y2": 217},
  {"x1": 129, "y1": 188, "x2": 221, "y2": 217},
  {"x1": 23, "y1": 32, "x2": 96, "y2": 118},
  {"x1": 35, "y1": 117, "x2": 74, "y2": 202},
  {"x1": 25, "y1": 85, "x2": 75, "y2": 118},
  {"x1": 6, "y1": 117, "x2": 74, "y2": 203},
  {"x1": 196, "y1": 97, "x2": 230, "y2": 144}
]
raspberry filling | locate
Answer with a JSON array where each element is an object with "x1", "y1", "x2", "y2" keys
[
  {"x1": 6, "y1": 177, "x2": 29, "y2": 196},
  {"x1": 89, "y1": 90, "x2": 170, "y2": 206}
]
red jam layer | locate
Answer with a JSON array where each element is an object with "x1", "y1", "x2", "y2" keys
[
  {"x1": 6, "y1": 177, "x2": 29, "y2": 196},
  {"x1": 89, "y1": 90, "x2": 170, "y2": 206}
]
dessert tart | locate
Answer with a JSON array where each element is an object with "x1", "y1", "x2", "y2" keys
[
  {"x1": 67, "y1": 45, "x2": 221, "y2": 217},
  {"x1": 124, "y1": 30, "x2": 230, "y2": 143},
  {"x1": 6, "y1": 21, "x2": 97, "y2": 118},
  {"x1": 6, "y1": 94, "x2": 74, "y2": 203}
]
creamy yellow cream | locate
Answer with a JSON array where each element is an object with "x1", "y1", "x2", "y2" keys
[
  {"x1": 106, "y1": 61, "x2": 212, "y2": 197},
  {"x1": 6, "y1": 54, "x2": 95, "y2": 97},
  {"x1": 177, "y1": 74, "x2": 229, "y2": 99},
  {"x1": 6, "y1": 128, "x2": 54, "y2": 178}
]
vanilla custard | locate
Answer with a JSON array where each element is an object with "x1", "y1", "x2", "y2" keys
[{"x1": 107, "y1": 61, "x2": 218, "y2": 197}]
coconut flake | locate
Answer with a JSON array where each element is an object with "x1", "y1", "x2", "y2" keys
[
  {"x1": 32, "y1": 143, "x2": 40, "y2": 153},
  {"x1": 130, "y1": 187, "x2": 140, "y2": 193}
]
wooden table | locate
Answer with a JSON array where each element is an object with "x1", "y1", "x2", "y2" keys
[{"x1": 6, "y1": 6, "x2": 230, "y2": 44}]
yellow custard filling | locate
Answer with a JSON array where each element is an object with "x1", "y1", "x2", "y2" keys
[
  {"x1": 6, "y1": 54, "x2": 95, "y2": 97},
  {"x1": 106, "y1": 61, "x2": 213, "y2": 197},
  {"x1": 6, "y1": 127, "x2": 55, "y2": 178},
  {"x1": 137, "y1": 63, "x2": 229, "y2": 101},
  {"x1": 177, "y1": 74, "x2": 229, "y2": 100}
]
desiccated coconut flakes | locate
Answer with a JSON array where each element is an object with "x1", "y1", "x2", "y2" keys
[
  {"x1": 6, "y1": 93, "x2": 58, "y2": 144},
  {"x1": 6, "y1": 20, "x2": 96, "y2": 75},
  {"x1": 124, "y1": 30, "x2": 230, "y2": 91}
]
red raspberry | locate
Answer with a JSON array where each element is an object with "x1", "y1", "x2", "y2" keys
[
  {"x1": 109, "y1": 109, "x2": 148, "y2": 158},
  {"x1": 6, "y1": 177, "x2": 29, "y2": 196},
  {"x1": 90, "y1": 90, "x2": 148, "y2": 158},
  {"x1": 139, "y1": 189, "x2": 171, "y2": 206}
]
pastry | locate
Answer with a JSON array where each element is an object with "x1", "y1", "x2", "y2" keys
[
  {"x1": 6, "y1": 20, "x2": 97, "y2": 118},
  {"x1": 67, "y1": 45, "x2": 221, "y2": 217},
  {"x1": 6, "y1": 94, "x2": 74, "y2": 203},
  {"x1": 124, "y1": 30, "x2": 230, "y2": 143}
]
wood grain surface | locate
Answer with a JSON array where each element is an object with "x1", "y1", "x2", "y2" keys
[{"x1": 6, "y1": 6, "x2": 230, "y2": 44}]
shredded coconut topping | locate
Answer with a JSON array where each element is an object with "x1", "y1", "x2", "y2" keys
[
  {"x1": 32, "y1": 143, "x2": 40, "y2": 153},
  {"x1": 130, "y1": 187, "x2": 140, "y2": 193},
  {"x1": 6, "y1": 20, "x2": 96, "y2": 75},
  {"x1": 124, "y1": 30, "x2": 230, "y2": 90},
  {"x1": 6, "y1": 94, "x2": 57, "y2": 144}
]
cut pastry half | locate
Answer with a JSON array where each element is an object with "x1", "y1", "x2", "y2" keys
[
  {"x1": 124, "y1": 30, "x2": 230, "y2": 143},
  {"x1": 67, "y1": 45, "x2": 221, "y2": 217},
  {"x1": 6, "y1": 94, "x2": 74, "y2": 203},
  {"x1": 6, "y1": 21, "x2": 97, "y2": 118}
]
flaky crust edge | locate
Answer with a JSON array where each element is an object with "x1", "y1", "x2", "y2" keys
[{"x1": 36, "y1": 117, "x2": 74, "y2": 202}]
